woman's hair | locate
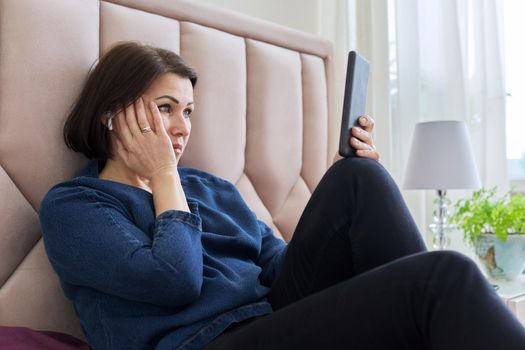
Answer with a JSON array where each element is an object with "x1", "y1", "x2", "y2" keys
[{"x1": 63, "y1": 41, "x2": 198, "y2": 159}]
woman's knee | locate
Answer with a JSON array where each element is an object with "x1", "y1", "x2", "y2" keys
[
  {"x1": 415, "y1": 250, "x2": 477, "y2": 271},
  {"x1": 418, "y1": 251, "x2": 482, "y2": 287},
  {"x1": 330, "y1": 157, "x2": 383, "y2": 178},
  {"x1": 327, "y1": 157, "x2": 394, "y2": 192}
]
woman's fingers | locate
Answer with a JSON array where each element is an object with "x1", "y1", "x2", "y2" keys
[
  {"x1": 113, "y1": 109, "x2": 133, "y2": 148},
  {"x1": 350, "y1": 137, "x2": 373, "y2": 151},
  {"x1": 149, "y1": 101, "x2": 166, "y2": 136},
  {"x1": 350, "y1": 136, "x2": 380, "y2": 161},
  {"x1": 350, "y1": 114, "x2": 380, "y2": 161},
  {"x1": 351, "y1": 126, "x2": 372, "y2": 145},
  {"x1": 124, "y1": 101, "x2": 141, "y2": 136},
  {"x1": 356, "y1": 149, "x2": 380, "y2": 160},
  {"x1": 358, "y1": 115, "x2": 375, "y2": 133},
  {"x1": 143, "y1": 98, "x2": 156, "y2": 133},
  {"x1": 108, "y1": 99, "x2": 177, "y2": 179},
  {"x1": 134, "y1": 98, "x2": 151, "y2": 134}
]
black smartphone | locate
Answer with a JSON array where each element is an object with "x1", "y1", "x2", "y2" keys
[{"x1": 338, "y1": 51, "x2": 370, "y2": 157}]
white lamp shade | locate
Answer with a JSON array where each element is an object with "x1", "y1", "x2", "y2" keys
[{"x1": 403, "y1": 121, "x2": 481, "y2": 190}]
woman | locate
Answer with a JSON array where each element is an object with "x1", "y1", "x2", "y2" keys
[{"x1": 40, "y1": 42, "x2": 525, "y2": 350}]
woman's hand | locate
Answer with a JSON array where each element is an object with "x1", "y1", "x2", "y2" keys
[
  {"x1": 333, "y1": 115, "x2": 380, "y2": 164},
  {"x1": 112, "y1": 98, "x2": 177, "y2": 180}
]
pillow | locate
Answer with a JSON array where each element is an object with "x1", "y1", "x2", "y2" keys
[{"x1": 0, "y1": 326, "x2": 90, "y2": 350}]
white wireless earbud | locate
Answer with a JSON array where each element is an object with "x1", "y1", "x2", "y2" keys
[{"x1": 106, "y1": 113, "x2": 114, "y2": 131}]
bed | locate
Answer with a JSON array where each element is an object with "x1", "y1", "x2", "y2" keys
[{"x1": 0, "y1": 0, "x2": 335, "y2": 344}]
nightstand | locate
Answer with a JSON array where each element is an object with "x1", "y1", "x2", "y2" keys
[
  {"x1": 446, "y1": 230, "x2": 525, "y2": 326},
  {"x1": 497, "y1": 276, "x2": 525, "y2": 326}
]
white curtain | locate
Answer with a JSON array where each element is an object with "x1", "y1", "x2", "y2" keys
[
  {"x1": 334, "y1": 0, "x2": 508, "y2": 241},
  {"x1": 393, "y1": 0, "x2": 507, "y2": 184},
  {"x1": 317, "y1": 0, "x2": 393, "y2": 168}
]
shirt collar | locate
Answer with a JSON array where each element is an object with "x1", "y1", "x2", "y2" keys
[{"x1": 78, "y1": 160, "x2": 105, "y2": 178}]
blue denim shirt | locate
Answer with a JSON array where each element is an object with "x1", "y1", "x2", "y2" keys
[{"x1": 39, "y1": 161, "x2": 288, "y2": 350}]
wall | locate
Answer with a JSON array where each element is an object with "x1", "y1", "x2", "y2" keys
[{"x1": 193, "y1": 0, "x2": 321, "y2": 34}]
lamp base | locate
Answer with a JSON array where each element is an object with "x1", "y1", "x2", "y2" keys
[
  {"x1": 428, "y1": 189, "x2": 453, "y2": 250},
  {"x1": 430, "y1": 229, "x2": 451, "y2": 249}
]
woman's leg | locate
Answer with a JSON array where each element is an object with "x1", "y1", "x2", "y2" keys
[
  {"x1": 269, "y1": 157, "x2": 427, "y2": 309},
  {"x1": 205, "y1": 251, "x2": 525, "y2": 350}
]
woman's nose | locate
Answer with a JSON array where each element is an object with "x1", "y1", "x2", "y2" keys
[{"x1": 167, "y1": 115, "x2": 190, "y2": 136}]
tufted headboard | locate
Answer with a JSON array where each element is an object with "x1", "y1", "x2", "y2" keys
[{"x1": 0, "y1": 0, "x2": 335, "y2": 339}]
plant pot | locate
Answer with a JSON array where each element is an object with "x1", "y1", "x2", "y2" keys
[{"x1": 473, "y1": 233, "x2": 525, "y2": 281}]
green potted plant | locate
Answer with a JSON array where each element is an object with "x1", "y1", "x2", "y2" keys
[{"x1": 451, "y1": 188, "x2": 525, "y2": 280}]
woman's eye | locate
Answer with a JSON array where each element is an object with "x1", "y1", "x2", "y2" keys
[
  {"x1": 183, "y1": 108, "x2": 193, "y2": 118},
  {"x1": 158, "y1": 104, "x2": 171, "y2": 115}
]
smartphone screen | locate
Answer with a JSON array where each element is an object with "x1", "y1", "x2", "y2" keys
[{"x1": 338, "y1": 51, "x2": 370, "y2": 157}]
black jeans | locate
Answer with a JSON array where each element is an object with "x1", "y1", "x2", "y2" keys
[{"x1": 204, "y1": 158, "x2": 525, "y2": 349}]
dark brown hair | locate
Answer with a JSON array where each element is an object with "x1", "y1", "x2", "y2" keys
[{"x1": 63, "y1": 41, "x2": 197, "y2": 159}]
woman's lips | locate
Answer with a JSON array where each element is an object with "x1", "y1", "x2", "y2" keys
[{"x1": 173, "y1": 144, "x2": 183, "y2": 153}]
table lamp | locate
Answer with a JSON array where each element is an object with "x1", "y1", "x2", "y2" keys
[{"x1": 404, "y1": 121, "x2": 481, "y2": 249}]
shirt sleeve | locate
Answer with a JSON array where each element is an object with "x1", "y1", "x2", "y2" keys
[
  {"x1": 255, "y1": 219, "x2": 288, "y2": 287},
  {"x1": 39, "y1": 184, "x2": 203, "y2": 308}
]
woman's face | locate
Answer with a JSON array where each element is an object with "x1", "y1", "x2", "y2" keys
[{"x1": 141, "y1": 72, "x2": 194, "y2": 159}]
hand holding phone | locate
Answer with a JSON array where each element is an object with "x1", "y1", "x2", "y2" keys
[{"x1": 338, "y1": 51, "x2": 370, "y2": 158}]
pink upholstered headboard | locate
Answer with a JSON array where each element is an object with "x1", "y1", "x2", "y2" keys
[{"x1": 0, "y1": 0, "x2": 335, "y2": 338}]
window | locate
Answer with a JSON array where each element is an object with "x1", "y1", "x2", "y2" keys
[{"x1": 504, "y1": 1, "x2": 525, "y2": 182}]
